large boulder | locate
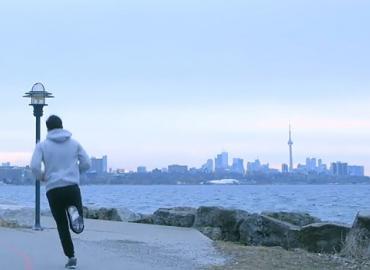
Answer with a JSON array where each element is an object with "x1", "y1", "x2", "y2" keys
[
  {"x1": 134, "y1": 214, "x2": 154, "y2": 224},
  {"x1": 197, "y1": 227, "x2": 223, "y2": 241},
  {"x1": 194, "y1": 206, "x2": 250, "y2": 241},
  {"x1": 343, "y1": 211, "x2": 370, "y2": 259},
  {"x1": 151, "y1": 207, "x2": 197, "y2": 227},
  {"x1": 0, "y1": 208, "x2": 34, "y2": 228},
  {"x1": 117, "y1": 208, "x2": 146, "y2": 222},
  {"x1": 262, "y1": 211, "x2": 321, "y2": 227},
  {"x1": 299, "y1": 223, "x2": 350, "y2": 253},
  {"x1": 83, "y1": 207, "x2": 122, "y2": 221},
  {"x1": 239, "y1": 214, "x2": 300, "y2": 249}
]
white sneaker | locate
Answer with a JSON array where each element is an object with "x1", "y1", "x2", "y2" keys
[{"x1": 67, "y1": 206, "x2": 84, "y2": 234}]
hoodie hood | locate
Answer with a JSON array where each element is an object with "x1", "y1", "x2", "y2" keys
[{"x1": 47, "y1": 129, "x2": 72, "y2": 143}]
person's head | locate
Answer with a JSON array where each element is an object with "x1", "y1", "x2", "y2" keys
[{"x1": 46, "y1": 115, "x2": 63, "y2": 131}]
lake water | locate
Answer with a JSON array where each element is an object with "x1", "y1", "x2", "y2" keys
[{"x1": 0, "y1": 184, "x2": 369, "y2": 224}]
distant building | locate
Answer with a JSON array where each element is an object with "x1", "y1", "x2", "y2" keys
[
  {"x1": 168, "y1": 165, "x2": 188, "y2": 174},
  {"x1": 247, "y1": 159, "x2": 270, "y2": 174},
  {"x1": 247, "y1": 159, "x2": 261, "y2": 173},
  {"x1": 231, "y1": 158, "x2": 245, "y2": 175},
  {"x1": 189, "y1": 167, "x2": 199, "y2": 174},
  {"x1": 305, "y1": 157, "x2": 317, "y2": 172},
  {"x1": 317, "y1": 159, "x2": 328, "y2": 174},
  {"x1": 281, "y1": 163, "x2": 289, "y2": 173},
  {"x1": 201, "y1": 159, "x2": 214, "y2": 174},
  {"x1": 215, "y1": 152, "x2": 229, "y2": 173},
  {"x1": 137, "y1": 166, "x2": 147, "y2": 173},
  {"x1": 292, "y1": 157, "x2": 329, "y2": 175},
  {"x1": 330, "y1": 162, "x2": 348, "y2": 176},
  {"x1": 215, "y1": 155, "x2": 222, "y2": 172},
  {"x1": 348, "y1": 165, "x2": 365, "y2": 177},
  {"x1": 116, "y1": 169, "x2": 126, "y2": 174},
  {"x1": 90, "y1": 155, "x2": 108, "y2": 174},
  {"x1": 0, "y1": 165, "x2": 32, "y2": 184}
]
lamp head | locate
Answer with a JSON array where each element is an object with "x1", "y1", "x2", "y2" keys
[{"x1": 24, "y1": 82, "x2": 54, "y2": 106}]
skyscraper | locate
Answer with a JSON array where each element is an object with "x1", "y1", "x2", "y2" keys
[
  {"x1": 90, "y1": 155, "x2": 108, "y2": 174},
  {"x1": 201, "y1": 159, "x2": 214, "y2": 173},
  {"x1": 330, "y1": 162, "x2": 348, "y2": 176},
  {"x1": 215, "y1": 152, "x2": 229, "y2": 173},
  {"x1": 231, "y1": 158, "x2": 245, "y2": 175},
  {"x1": 288, "y1": 124, "x2": 294, "y2": 172},
  {"x1": 137, "y1": 166, "x2": 147, "y2": 173},
  {"x1": 281, "y1": 163, "x2": 289, "y2": 173},
  {"x1": 102, "y1": 155, "x2": 108, "y2": 173}
]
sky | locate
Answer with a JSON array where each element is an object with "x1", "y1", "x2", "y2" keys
[{"x1": 0, "y1": 0, "x2": 369, "y2": 173}]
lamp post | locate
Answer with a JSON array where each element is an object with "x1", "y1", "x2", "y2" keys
[{"x1": 24, "y1": 83, "x2": 54, "y2": 231}]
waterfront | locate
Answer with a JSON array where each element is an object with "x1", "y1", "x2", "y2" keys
[{"x1": 1, "y1": 184, "x2": 369, "y2": 224}]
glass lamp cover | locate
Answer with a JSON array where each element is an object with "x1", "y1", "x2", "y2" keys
[
  {"x1": 31, "y1": 83, "x2": 45, "y2": 92},
  {"x1": 31, "y1": 96, "x2": 45, "y2": 105}
]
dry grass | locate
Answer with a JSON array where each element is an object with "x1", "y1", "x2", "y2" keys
[
  {"x1": 0, "y1": 219, "x2": 31, "y2": 229},
  {"x1": 209, "y1": 241, "x2": 370, "y2": 270},
  {"x1": 342, "y1": 228, "x2": 370, "y2": 260}
]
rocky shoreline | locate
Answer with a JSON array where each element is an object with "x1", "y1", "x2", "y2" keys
[
  {"x1": 132, "y1": 207, "x2": 350, "y2": 253},
  {"x1": 2, "y1": 205, "x2": 370, "y2": 269},
  {"x1": 83, "y1": 206, "x2": 370, "y2": 257},
  {"x1": 83, "y1": 206, "x2": 370, "y2": 269}
]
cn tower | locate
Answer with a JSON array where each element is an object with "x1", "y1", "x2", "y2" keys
[{"x1": 288, "y1": 124, "x2": 294, "y2": 172}]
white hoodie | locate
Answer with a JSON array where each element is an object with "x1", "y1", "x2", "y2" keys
[{"x1": 30, "y1": 129, "x2": 91, "y2": 192}]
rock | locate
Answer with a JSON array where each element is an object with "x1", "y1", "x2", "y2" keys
[
  {"x1": 262, "y1": 211, "x2": 321, "y2": 227},
  {"x1": 299, "y1": 223, "x2": 350, "y2": 253},
  {"x1": 0, "y1": 208, "x2": 34, "y2": 228},
  {"x1": 41, "y1": 209, "x2": 52, "y2": 217},
  {"x1": 194, "y1": 206, "x2": 250, "y2": 241},
  {"x1": 83, "y1": 207, "x2": 122, "y2": 221},
  {"x1": 343, "y1": 211, "x2": 370, "y2": 259},
  {"x1": 151, "y1": 207, "x2": 197, "y2": 227},
  {"x1": 0, "y1": 219, "x2": 22, "y2": 228},
  {"x1": 117, "y1": 208, "x2": 146, "y2": 222},
  {"x1": 239, "y1": 214, "x2": 300, "y2": 249},
  {"x1": 134, "y1": 214, "x2": 154, "y2": 224},
  {"x1": 197, "y1": 227, "x2": 223, "y2": 241},
  {"x1": 134, "y1": 207, "x2": 197, "y2": 227}
]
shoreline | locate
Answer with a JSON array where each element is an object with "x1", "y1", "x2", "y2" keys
[
  {"x1": 1, "y1": 208, "x2": 369, "y2": 270},
  {"x1": 2, "y1": 182, "x2": 370, "y2": 186},
  {"x1": 1, "y1": 184, "x2": 369, "y2": 225}
]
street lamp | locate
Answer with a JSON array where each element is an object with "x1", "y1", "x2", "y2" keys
[{"x1": 24, "y1": 83, "x2": 54, "y2": 230}]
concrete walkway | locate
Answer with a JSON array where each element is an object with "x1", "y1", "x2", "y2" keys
[{"x1": 0, "y1": 217, "x2": 224, "y2": 270}]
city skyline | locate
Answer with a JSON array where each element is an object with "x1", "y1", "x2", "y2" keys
[
  {"x1": 1, "y1": 151, "x2": 365, "y2": 177},
  {"x1": 0, "y1": 1, "x2": 369, "y2": 174},
  {"x1": 0, "y1": 123, "x2": 368, "y2": 175},
  {"x1": 73, "y1": 125, "x2": 366, "y2": 176},
  {"x1": 3, "y1": 126, "x2": 366, "y2": 177}
]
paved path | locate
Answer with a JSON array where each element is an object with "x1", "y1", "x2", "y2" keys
[{"x1": 0, "y1": 217, "x2": 224, "y2": 270}]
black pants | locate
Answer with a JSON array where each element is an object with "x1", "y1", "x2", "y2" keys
[{"x1": 46, "y1": 184, "x2": 83, "y2": 258}]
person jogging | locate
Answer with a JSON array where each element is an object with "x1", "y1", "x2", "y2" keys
[{"x1": 31, "y1": 115, "x2": 91, "y2": 269}]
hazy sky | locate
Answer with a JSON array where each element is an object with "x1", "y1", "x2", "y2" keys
[{"x1": 0, "y1": 0, "x2": 369, "y2": 173}]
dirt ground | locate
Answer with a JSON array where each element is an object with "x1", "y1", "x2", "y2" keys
[{"x1": 210, "y1": 241, "x2": 370, "y2": 270}]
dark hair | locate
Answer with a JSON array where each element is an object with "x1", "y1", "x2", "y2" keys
[{"x1": 46, "y1": 115, "x2": 63, "y2": 131}]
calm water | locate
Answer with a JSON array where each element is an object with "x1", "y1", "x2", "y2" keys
[{"x1": 1, "y1": 184, "x2": 369, "y2": 224}]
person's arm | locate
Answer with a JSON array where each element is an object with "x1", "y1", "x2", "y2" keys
[
  {"x1": 78, "y1": 143, "x2": 91, "y2": 173},
  {"x1": 30, "y1": 143, "x2": 44, "y2": 181}
]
